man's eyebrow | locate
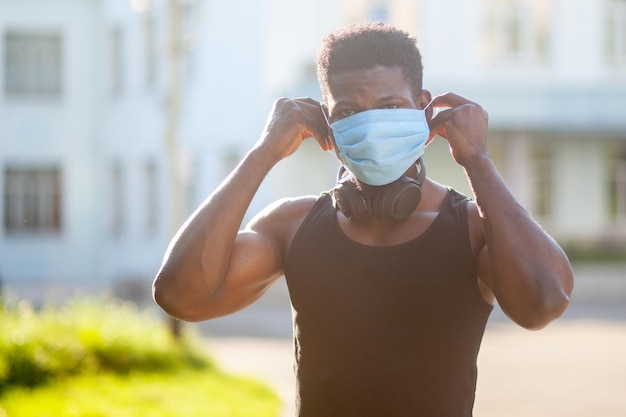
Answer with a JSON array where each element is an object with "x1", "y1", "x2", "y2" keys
[
  {"x1": 331, "y1": 99, "x2": 358, "y2": 108},
  {"x1": 377, "y1": 95, "x2": 409, "y2": 102},
  {"x1": 331, "y1": 94, "x2": 411, "y2": 112}
]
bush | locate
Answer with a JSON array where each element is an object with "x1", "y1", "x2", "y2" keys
[{"x1": 0, "y1": 297, "x2": 211, "y2": 391}]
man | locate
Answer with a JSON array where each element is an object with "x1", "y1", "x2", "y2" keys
[{"x1": 154, "y1": 22, "x2": 574, "y2": 416}]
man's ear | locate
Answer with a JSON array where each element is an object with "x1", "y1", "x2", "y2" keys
[
  {"x1": 417, "y1": 89, "x2": 436, "y2": 146},
  {"x1": 418, "y1": 89, "x2": 433, "y2": 119}
]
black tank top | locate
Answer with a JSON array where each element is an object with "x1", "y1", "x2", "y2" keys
[{"x1": 284, "y1": 189, "x2": 492, "y2": 417}]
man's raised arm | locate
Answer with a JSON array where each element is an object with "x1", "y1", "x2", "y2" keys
[
  {"x1": 153, "y1": 98, "x2": 333, "y2": 321},
  {"x1": 428, "y1": 92, "x2": 574, "y2": 330}
]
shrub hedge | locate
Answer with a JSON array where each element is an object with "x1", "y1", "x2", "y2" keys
[{"x1": 0, "y1": 297, "x2": 211, "y2": 392}]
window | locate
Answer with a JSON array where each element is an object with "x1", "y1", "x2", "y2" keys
[
  {"x1": 4, "y1": 31, "x2": 63, "y2": 98},
  {"x1": 606, "y1": 0, "x2": 626, "y2": 67},
  {"x1": 180, "y1": 2, "x2": 199, "y2": 83},
  {"x1": 609, "y1": 147, "x2": 626, "y2": 224},
  {"x1": 110, "y1": 162, "x2": 125, "y2": 237},
  {"x1": 109, "y1": 27, "x2": 124, "y2": 95},
  {"x1": 144, "y1": 159, "x2": 158, "y2": 235},
  {"x1": 612, "y1": 162, "x2": 626, "y2": 221},
  {"x1": 533, "y1": 145, "x2": 554, "y2": 218},
  {"x1": 485, "y1": 0, "x2": 550, "y2": 66},
  {"x1": 4, "y1": 167, "x2": 62, "y2": 234},
  {"x1": 143, "y1": 15, "x2": 158, "y2": 87}
]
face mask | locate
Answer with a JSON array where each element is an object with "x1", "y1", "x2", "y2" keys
[{"x1": 330, "y1": 108, "x2": 430, "y2": 186}]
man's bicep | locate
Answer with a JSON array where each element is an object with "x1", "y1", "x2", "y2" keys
[
  {"x1": 207, "y1": 195, "x2": 313, "y2": 318},
  {"x1": 232, "y1": 229, "x2": 285, "y2": 284},
  {"x1": 205, "y1": 229, "x2": 284, "y2": 318}
]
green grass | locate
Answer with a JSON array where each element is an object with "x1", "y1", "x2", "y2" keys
[
  {"x1": 0, "y1": 298, "x2": 280, "y2": 417},
  {"x1": 0, "y1": 369, "x2": 279, "y2": 417}
]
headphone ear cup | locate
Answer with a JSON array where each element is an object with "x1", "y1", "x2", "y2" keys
[
  {"x1": 332, "y1": 181, "x2": 368, "y2": 220},
  {"x1": 373, "y1": 177, "x2": 422, "y2": 220}
]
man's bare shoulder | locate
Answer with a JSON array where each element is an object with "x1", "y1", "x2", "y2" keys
[
  {"x1": 248, "y1": 195, "x2": 319, "y2": 226},
  {"x1": 246, "y1": 195, "x2": 322, "y2": 251},
  {"x1": 463, "y1": 197, "x2": 487, "y2": 258},
  {"x1": 423, "y1": 180, "x2": 485, "y2": 254}
]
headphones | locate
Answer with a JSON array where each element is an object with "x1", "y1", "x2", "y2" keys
[{"x1": 332, "y1": 158, "x2": 426, "y2": 221}]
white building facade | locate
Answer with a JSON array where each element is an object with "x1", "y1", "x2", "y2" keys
[
  {"x1": 1, "y1": 0, "x2": 625, "y2": 299},
  {"x1": 0, "y1": 0, "x2": 104, "y2": 296}
]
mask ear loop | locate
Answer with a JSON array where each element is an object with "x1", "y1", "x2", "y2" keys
[
  {"x1": 337, "y1": 165, "x2": 348, "y2": 182},
  {"x1": 415, "y1": 158, "x2": 426, "y2": 186},
  {"x1": 424, "y1": 98, "x2": 450, "y2": 129},
  {"x1": 320, "y1": 104, "x2": 334, "y2": 144}
]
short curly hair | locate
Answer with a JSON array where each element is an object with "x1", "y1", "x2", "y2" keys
[{"x1": 316, "y1": 22, "x2": 424, "y2": 104}]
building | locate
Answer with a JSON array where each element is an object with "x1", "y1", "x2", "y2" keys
[
  {"x1": 0, "y1": 0, "x2": 276, "y2": 300},
  {"x1": 1, "y1": 0, "x2": 625, "y2": 301},
  {"x1": 266, "y1": 0, "x2": 626, "y2": 248}
]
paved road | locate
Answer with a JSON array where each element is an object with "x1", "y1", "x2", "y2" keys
[
  {"x1": 199, "y1": 264, "x2": 626, "y2": 417},
  {"x1": 206, "y1": 319, "x2": 626, "y2": 417}
]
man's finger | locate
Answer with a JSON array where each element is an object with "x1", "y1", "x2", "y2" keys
[
  {"x1": 428, "y1": 108, "x2": 454, "y2": 139},
  {"x1": 298, "y1": 101, "x2": 334, "y2": 151},
  {"x1": 427, "y1": 92, "x2": 473, "y2": 110}
]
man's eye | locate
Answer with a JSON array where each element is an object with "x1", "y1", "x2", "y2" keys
[
  {"x1": 384, "y1": 104, "x2": 399, "y2": 109},
  {"x1": 340, "y1": 109, "x2": 356, "y2": 117}
]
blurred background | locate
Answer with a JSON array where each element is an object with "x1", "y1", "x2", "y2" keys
[
  {"x1": 1, "y1": 1, "x2": 626, "y2": 416},
  {"x1": 0, "y1": 0, "x2": 625, "y2": 302}
]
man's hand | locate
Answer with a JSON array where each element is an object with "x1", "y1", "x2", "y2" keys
[
  {"x1": 426, "y1": 93, "x2": 489, "y2": 167},
  {"x1": 256, "y1": 97, "x2": 334, "y2": 163}
]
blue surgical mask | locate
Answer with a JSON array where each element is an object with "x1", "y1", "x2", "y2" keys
[{"x1": 331, "y1": 108, "x2": 430, "y2": 186}]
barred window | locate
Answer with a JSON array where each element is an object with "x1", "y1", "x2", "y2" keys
[
  {"x1": 606, "y1": 0, "x2": 626, "y2": 67},
  {"x1": 4, "y1": 167, "x2": 62, "y2": 234},
  {"x1": 4, "y1": 31, "x2": 63, "y2": 98},
  {"x1": 533, "y1": 144, "x2": 554, "y2": 218},
  {"x1": 143, "y1": 15, "x2": 158, "y2": 87},
  {"x1": 110, "y1": 161, "x2": 125, "y2": 237},
  {"x1": 109, "y1": 27, "x2": 124, "y2": 95},
  {"x1": 609, "y1": 147, "x2": 626, "y2": 224},
  {"x1": 484, "y1": 0, "x2": 550, "y2": 67},
  {"x1": 144, "y1": 159, "x2": 159, "y2": 235}
]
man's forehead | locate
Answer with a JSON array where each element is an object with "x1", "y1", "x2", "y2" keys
[{"x1": 327, "y1": 66, "x2": 412, "y2": 104}]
